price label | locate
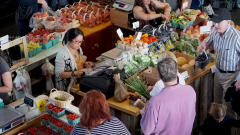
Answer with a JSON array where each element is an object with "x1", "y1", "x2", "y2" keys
[
  {"x1": 48, "y1": 98, "x2": 55, "y2": 105},
  {"x1": 136, "y1": 32, "x2": 142, "y2": 40},
  {"x1": 117, "y1": 28, "x2": 123, "y2": 41},
  {"x1": 0, "y1": 35, "x2": 9, "y2": 46},
  {"x1": 181, "y1": 71, "x2": 189, "y2": 79},
  {"x1": 211, "y1": 65, "x2": 217, "y2": 73},
  {"x1": 36, "y1": 98, "x2": 46, "y2": 113},
  {"x1": 207, "y1": 21, "x2": 213, "y2": 27},
  {"x1": 183, "y1": 2, "x2": 188, "y2": 9},
  {"x1": 132, "y1": 21, "x2": 139, "y2": 29},
  {"x1": 200, "y1": 26, "x2": 211, "y2": 34}
]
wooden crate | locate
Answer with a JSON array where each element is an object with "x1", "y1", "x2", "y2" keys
[{"x1": 1, "y1": 36, "x2": 29, "y2": 70}]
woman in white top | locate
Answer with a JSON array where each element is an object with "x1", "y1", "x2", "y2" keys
[{"x1": 149, "y1": 51, "x2": 186, "y2": 96}]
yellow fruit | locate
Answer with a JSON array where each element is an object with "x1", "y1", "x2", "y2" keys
[
  {"x1": 182, "y1": 64, "x2": 190, "y2": 69},
  {"x1": 177, "y1": 57, "x2": 187, "y2": 66},
  {"x1": 189, "y1": 60, "x2": 195, "y2": 66}
]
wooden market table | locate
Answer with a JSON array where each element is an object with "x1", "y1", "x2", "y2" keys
[
  {"x1": 11, "y1": 21, "x2": 115, "y2": 72},
  {"x1": 70, "y1": 61, "x2": 216, "y2": 135}
]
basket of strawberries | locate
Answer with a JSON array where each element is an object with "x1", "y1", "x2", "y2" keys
[
  {"x1": 63, "y1": 125, "x2": 74, "y2": 135},
  {"x1": 67, "y1": 113, "x2": 80, "y2": 125},
  {"x1": 44, "y1": 127, "x2": 55, "y2": 135},
  {"x1": 49, "y1": 118, "x2": 61, "y2": 130},
  {"x1": 55, "y1": 121, "x2": 67, "y2": 133},
  {"x1": 52, "y1": 107, "x2": 65, "y2": 118},
  {"x1": 45, "y1": 103, "x2": 55, "y2": 114},
  {"x1": 26, "y1": 128, "x2": 38, "y2": 135},
  {"x1": 40, "y1": 114, "x2": 53, "y2": 126}
]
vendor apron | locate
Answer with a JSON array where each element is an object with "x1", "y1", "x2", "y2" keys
[{"x1": 75, "y1": 54, "x2": 84, "y2": 78}]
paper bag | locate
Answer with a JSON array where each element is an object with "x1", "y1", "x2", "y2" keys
[{"x1": 114, "y1": 73, "x2": 129, "y2": 101}]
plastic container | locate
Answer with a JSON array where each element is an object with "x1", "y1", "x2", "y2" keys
[
  {"x1": 41, "y1": 40, "x2": 53, "y2": 50},
  {"x1": 67, "y1": 117, "x2": 80, "y2": 125},
  {"x1": 35, "y1": 124, "x2": 47, "y2": 132},
  {"x1": 179, "y1": 23, "x2": 189, "y2": 29},
  {"x1": 188, "y1": 20, "x2": 194, "y2": 25},
  {"x1": 45, "y1": 106, "x2": 52, "y2": 114},
  {"x1": 52, "y1": 109, "x2": 65, "y2": 118},
  {"x1": 172, "y1": 19, "x2": 180, "y2": 28},
  {"x1": 40, "y1": 117, "x2": 52, "y2": 126},
  {"x1": 0, "y1": 98, "x2": 4, "y2": 107},
  {"x1": 55, "y1": 122, "x2": 67, "y2": 133},
  {"x1": 49, "y1": 121, "x2": 57, "y2": 130},
  {"x1": 52, "y1": 37, "x2": 59, "y2": 46}
]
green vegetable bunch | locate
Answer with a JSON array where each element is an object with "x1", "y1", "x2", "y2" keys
[
  {"x1": 170, "y1": 32, "x2": 179, "y2": 43},
  {"x1": 182, "y1": 42, "x2": 195, "y2": 54},
  {"x1": 191, "y1": 38, "x2": 201, "y2": 50},
  {"x1": 174, "y1": 41, "x2": 184, "y2": 53},
  {"x1": 180, "y1": 33, "x2": 189, "y2": 41},
  {"x1": 125, "y1": 74, "x2": 151, "y2": 100}
]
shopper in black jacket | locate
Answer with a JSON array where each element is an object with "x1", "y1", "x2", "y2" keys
[
  {"x1": 15, "y1": 0, "x2": 48, "y2": 36},
  {"x1": 202, "y1": 103, "x2": 240, "y2": 135}
]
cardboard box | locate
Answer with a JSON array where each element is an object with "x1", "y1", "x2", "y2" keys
[
  {"x1": 173, "y1": 51, "x2": 203, "y2": 78},
  {"x1": 142, "y1": 67, "x2": 188, "y2": 84}
]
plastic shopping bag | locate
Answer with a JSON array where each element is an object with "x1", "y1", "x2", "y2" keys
[
  {"x1": 13, "y1": 70, "x2": 28, "y2": 100},
  {"x1": 41, "y1": 58, "x2": 55, "y2": 91},
  {"x1": 114, "y1": 73, "x2": 129, "y2": 102},
  {"x1": 22, "y1": 68, "x2": 32, "y2": 95}
]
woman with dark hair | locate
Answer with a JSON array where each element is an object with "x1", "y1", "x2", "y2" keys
[
  {"x1": 55, "y1": 28, "x2": 91, "y2": 91},
  {"x1": 0, "y1": 50, "x2": 12, "y2": 105},
  {"x1": 133, "y1": 0, "x2": 171, "y2": 30},
  {"x1": 71, "y1": 90, "x2": 131, "y2": 135}
]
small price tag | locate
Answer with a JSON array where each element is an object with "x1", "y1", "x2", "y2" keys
[
  {"x1": 181, "y1": 71, "x2": 189, "y2": 79},
  {"x1": 207, "y1": 21, "x2": 213, "y2": 27},
  {"x1": 136, "y1": 32, "x2": 142, "y2": 40},
  {"x1": 0, "y1": 35, "x2": 9, "y2": 46},
  {"x1": 132, "y1": 21, "x2": 139, "y2": 29},
  {"x1": 48, "y1": 98, "x2": 55, "y2": 105},
  {"x1": 36, "y1": 98, "x2": 46, "y2": 113},
  {"x1": 183, "y1": 2, "x2": 188, "y2": 9},
  {"x1": 200, "y1": 26, "x2": 211, "y2": 34},
  {"x1": 211, "y1": 65, "x2": 217, "y2": 73},
  {"x1": 117, "y1": 28, "x2": 123, "y2": 41}
]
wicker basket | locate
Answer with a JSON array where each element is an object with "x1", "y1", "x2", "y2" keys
[
  {"x1": 183, "y1": 9, "x2": 200, "y2": 21},
  {"x1": 49, "y1": 88, "x2": 74, "y2": 108}
]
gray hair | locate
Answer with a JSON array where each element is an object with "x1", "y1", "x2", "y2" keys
[{"x1": 157, "y1": 58, "x2": 178, "y2": 82}]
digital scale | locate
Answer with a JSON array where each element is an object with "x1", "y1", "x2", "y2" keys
[
  {"x1": 113, "y1": 0, "x2": 135, "y2": 12},
  {"x1": 0, "y1": 106, "x2": 25, "y2": 134}
]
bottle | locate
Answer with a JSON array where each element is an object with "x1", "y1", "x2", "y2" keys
[{"x1": 0, "y1": 98, "x2": 4, "y2": 107}]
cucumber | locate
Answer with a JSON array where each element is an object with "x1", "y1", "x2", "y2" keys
[{"x1": 55, "y1": 97, "x2": 66, "y2": 101}]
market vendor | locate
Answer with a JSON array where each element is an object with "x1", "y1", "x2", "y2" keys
[
  {"x1": 198, "y1": 9, "x2": 240, "y2": 132},
  {"x1": 133, "y1": 0, "x2": 171, "y2": 30},
  {"x1": 55, "y1": 28, "x2": 91, "y2": 92},
  {"x1": 0, "y1": 50, "x2": 12, "y2": 105},
  {"x1": 16, "y1": 0, "x2": 48, "y2": 36}
]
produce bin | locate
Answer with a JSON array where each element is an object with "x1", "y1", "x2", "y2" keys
[
  {"x1": 52, "y1": 109, "x2": 65, "y2": 118},
  {"x1": 35, "y1": 124, "x2": 47, "y2": 132},
  {"x1": 45, "y1": 106, "x2": 52, "y2": 114},
  {"x1": 179, "y1": 23, "x2": 189, "y2": 29},
  {"x1": 49, "y1": 121, "x2": 57, "y2": 130},
  {"x1": 36, "y1": 47, "x2": 42, "y2": 54},
  {"x1": 52, "y1": 37, "x2": 59, "y2": 46},
  {"x1": 55, "y1": 122, "x2": 67, "y2": 133},
  {"x1": 172, "y1": 19, "x2": 179, "y2": 28},
  {"x1": 41, "y1": 40, "x2": 53, "y2": 50},
  {"x1": 67, "y1": 117, "x2": 80, "y2": 125},
  {"x1": 40, "y1": 117, "x2": 52, "y2": 126}
]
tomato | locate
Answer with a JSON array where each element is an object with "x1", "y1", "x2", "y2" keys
[
  {"x1": 64, "y1": 125, "x2": 74, "y2": 132},
  {"x1": 46, "y1": 104, "x2": 55, "y2": 109},
  {"x1": 27, "y1": 128, "x2": 38, "y2": 135},
  {"x1": 37, "y1": 125, "x2": 46, "y2": 131},
  {"x1": 44, "y1": 127, "x2": 54, "y2": 134},
  {"x1": 56, "y1": 122, "x2": 67, "y2": 128},
  {"x1": 52, "y1": 107, "x2": 64, "y2": 113},
  {"x1": 49, "y1": 118, "x2": 61, "y2": 124},
  {"x1": 41, "y1": 114, "x2": 53, "y2": 120},
  {"x1": 67, "y1": 113, "x2": 79, "y2": 120}
]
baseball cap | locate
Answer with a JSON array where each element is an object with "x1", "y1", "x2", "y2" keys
[{"x1": 210, "y1": 9, "x2": 231, "y2": 23}]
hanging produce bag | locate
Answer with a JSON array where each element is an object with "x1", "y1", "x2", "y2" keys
[
  {"x1": 22, "y1": 68, "x2": 32, "y2": 95},
  {"x1": 114, "y1": 73, "x2": 129, "y2": 102},
  {"x1": 41, "y1": 58, "x2": 55, "y2": 91},
  {"x1": 13, "y1": 70, "x2": 28, "y2": 100}
]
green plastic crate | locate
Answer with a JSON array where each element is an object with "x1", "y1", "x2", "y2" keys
[
  {"x1": 179, "y1": 23, "x2": 189, "y2": 29},
  {"x1": 41, "y1": 40, "x2": 53, "y2": 50},
  {"x1": 67, "y1": 117, "x2": 80, "y2": 125},
  {"x1": 52, "y1": 109, "x2": 65, "y2": 118},
  {"x1": 52, "y1": 37, "x2": 59, "y2": 46},
  {"x1": 36, "y1": 47, "x2": 42, "y2": 54}
]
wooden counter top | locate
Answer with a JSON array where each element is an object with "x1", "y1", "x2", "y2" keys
[
  {"x1": 186, "y1": 62, "x2": 215, "y2": 85},
  {"x1": 71, "y1": 85, "x2": 140, "y2": 116}
]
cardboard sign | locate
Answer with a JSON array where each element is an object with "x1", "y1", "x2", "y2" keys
[
  {"x1": 132, "y1": 21, "x2": 140, "y2": 29},
  {"x1": 36, "y1": 98, "x2": 46, "y2": 113},
  {"x1": 117, "y1": 28, "x2": 124, "y2": 41},
  {"x1": 211, "y1": 65, "x2": 217, "y2": 73},
  {"x1": 200, "y1": 26, "x2": 211, "y2": 34},
  {"x1": 0, "y1": 35, "x2": 9, "y2": 46},
  {"x1": 136, "y1": 32, "x2": 142, "y2": 40}
]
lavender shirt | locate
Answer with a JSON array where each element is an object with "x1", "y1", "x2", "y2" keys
[{"x1": 141, "y1": 84, "x2": 196, "y2": 135}]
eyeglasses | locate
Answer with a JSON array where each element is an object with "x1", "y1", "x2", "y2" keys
[{"x1": 72, "y1": 40, "x2": 84, "y2": 44}]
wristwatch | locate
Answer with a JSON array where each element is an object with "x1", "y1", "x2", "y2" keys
[{"x1": 72, "y1": 71, "x2": 76, "y2": 76}]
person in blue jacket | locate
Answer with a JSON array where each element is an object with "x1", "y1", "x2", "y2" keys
[
  {"x1": 15, "y1": 0, "x2": 48, "y2": 36},
  {"x1": 202, "y1": 103, "x2": 240, "y2": 135}
]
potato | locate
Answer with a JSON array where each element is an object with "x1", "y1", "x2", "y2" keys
[
  {"x1": 177, "y1": 57, "x2": 187, "y2": 66},
  {"x1": 182, "y1": 64, "x2": 190, "y2": 69},
  {"x1": 189, "y1": 60, "x2": 195, "y2": 66}
]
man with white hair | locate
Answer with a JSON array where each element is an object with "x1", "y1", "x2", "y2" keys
[{"x1": 198, "y1": 9, "x2": 240, "y2": 134}]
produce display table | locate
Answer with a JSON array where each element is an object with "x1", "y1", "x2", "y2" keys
[
  {"x1": 70, "y1": 85, "x2": 141, "y2": 135},
  {"x1": 11, "y1": 21, "x2": 113, "y2": 72}
]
